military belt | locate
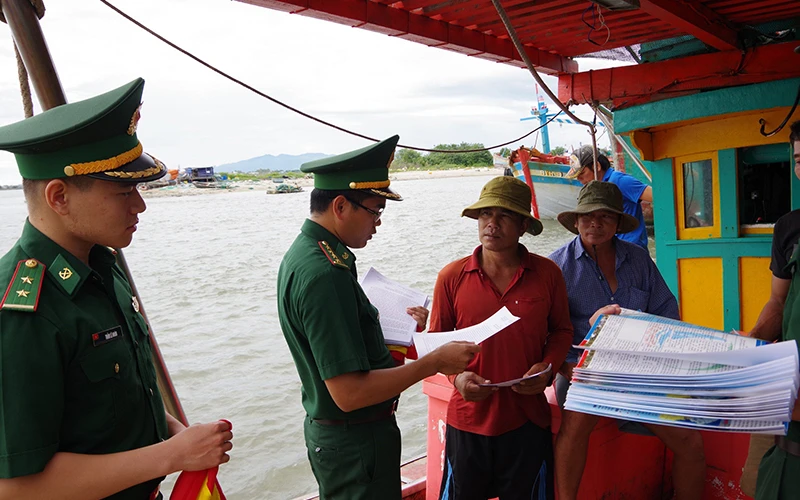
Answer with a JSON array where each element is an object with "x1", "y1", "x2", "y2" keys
[
  {"x1": 313, "y1": 400, "x2": 398, "y2": 426},
  {"x1": 775, "y1": 435, "x2": 800, "y2": 457}
]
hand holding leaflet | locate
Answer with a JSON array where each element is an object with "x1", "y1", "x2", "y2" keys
[
  {"x1": 359, "y1": 267, "x2": 430, "y2": 347},
  {"x1": 478, "y1": 364, "x2": 552, "y2": 388},
  {"x1": 414, "y1": 306, "x2": 519, "y2": 357}
]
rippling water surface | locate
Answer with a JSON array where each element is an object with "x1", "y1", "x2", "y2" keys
[{"x1": 0, "y1": 176, "x2": 584, "y2": 499}]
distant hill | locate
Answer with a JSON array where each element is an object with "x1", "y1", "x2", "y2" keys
[{"x1": 216, "y1": 152, "x2": 330, "y2": 173}]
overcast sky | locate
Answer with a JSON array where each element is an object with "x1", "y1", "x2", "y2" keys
[{"x1": 0, "y1": 0, "x2": 624, "y2": 184}]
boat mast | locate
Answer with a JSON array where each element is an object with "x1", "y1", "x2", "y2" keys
[
  {"x1": 1, "y1": 0, "x2": 188, "y2": 425},
  {"x1": 534, "y1": 84, "x2": 551, "y2": 154}
]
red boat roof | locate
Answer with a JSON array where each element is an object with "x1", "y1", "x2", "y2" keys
[{"x1": 235, "y1": 0, "x2": 800, "y2": 76}]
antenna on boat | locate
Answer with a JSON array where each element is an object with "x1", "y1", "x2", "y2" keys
[{"x1": 532, "y1": 84, "x2": 552, "y2": 154}]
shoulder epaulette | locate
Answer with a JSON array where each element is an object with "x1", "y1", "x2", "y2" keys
[
  {"x1": 318, "y1": 241, "x2": 349, "y2": 269},
  {"x1": 1, "y1": 259, "x2": 46, "y2": 312}
]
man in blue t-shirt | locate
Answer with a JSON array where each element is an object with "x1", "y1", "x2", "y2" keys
[{"x1": 566, "y1": 145, "x2": 652, "y2": 249}]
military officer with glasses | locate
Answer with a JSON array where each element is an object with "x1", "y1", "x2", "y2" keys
[{"x1": 278, "y1": 135, "x2": 480, "y2": 499}]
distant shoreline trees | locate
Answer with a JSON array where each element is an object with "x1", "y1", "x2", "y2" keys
[{"x1": 393, "y1": 142, "x2": 493, "y2": 171}]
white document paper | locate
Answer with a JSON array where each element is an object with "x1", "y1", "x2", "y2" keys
[
  {"x1": 413, "y1": 306, "x2": 520, "y2": 357},
  {"x1": 478, "y1": 364, "x2": 552, "y2": 388},
  {"x1": 359, "y1": 267, "x2": 430, "y2": 346}
]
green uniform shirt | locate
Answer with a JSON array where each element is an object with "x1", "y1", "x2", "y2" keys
[
  {"x1": 0, "y1": 221, "x2": 168, "y2": 500},
  {"x1": 278, "y1": 219, "x2": 396, "y2": 421},
  {"x1": 755, "y1": 244, "x2": 800, "y2": 500},
  {"x1": 781, "y1": 245, "x2": 800, "y2": 443}
]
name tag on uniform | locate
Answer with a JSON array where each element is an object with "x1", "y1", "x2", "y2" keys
[{"x1": 92, "y1": 326, "x2": 123, "y2": 347}]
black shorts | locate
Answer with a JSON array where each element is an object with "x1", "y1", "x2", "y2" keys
[{"x1": 438, "y1": 421, "x2": 554, "y2": 500}]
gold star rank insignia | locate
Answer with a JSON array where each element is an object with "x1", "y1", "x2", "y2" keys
[
  {"x1": 1, "y1": 258, "x2": 45, "y2": 312},
  {"x1": 318, "y1": 241, "x2": 349, "y2": 269}
]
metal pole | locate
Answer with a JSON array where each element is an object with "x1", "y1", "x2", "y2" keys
[
  {"x1": 117, "y1": 256, "x2": 188, "y2": 424},
  {"x1": 1, "y1": 0, "x2": 188, "y2": 425},
  {"x1": 595, "y1": 106, "x2": 652, "y2": 182}
]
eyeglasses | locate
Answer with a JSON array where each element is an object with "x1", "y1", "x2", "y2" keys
[{"x1": 346, "y1": 198, "x2": 384, "y2": 222}]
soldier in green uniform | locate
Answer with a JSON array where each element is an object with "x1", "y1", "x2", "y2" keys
[
  {"x1": 755, "y1": 123, "x2": 800, "y2": 499},
  {"x1": 278, "y1": 135, "x2": 481, "y2": 499},
  {"x1": 0, "y1": 79, "x2": 233, "y2": 499}
]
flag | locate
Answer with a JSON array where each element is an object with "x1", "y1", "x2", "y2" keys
[{"x1": 170, "y1": 466, "x2": 226, "y2": 500}]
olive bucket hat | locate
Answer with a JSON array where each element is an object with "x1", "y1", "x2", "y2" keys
[
  {"x1": 462, "y1": 176, "x2": 543, "y2": 235},
  {"x1": 557, "y1": 180, "x2": 639, "y2": 234}
]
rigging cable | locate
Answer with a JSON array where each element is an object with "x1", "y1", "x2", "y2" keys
[
  {"x1": 759, "y1": 83, "x2": 800, "y2": 137},
  {"x1": 97, "y1": 0, "x2": 554, "y2": 154},
  {"x1": 488, "y1": 0, "x2": 599, "y2": 170},
  {"x1": 1, "y1": 0, "x2": 45, "y2": 118}
]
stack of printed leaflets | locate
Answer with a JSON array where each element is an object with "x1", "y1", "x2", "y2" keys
[{"x1": 564, "y1": 309, "x2": 799, "y2": 435}]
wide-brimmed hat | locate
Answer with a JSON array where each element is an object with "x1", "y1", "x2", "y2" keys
[
  {"x1": 461, "y1": 176, "x2": 543, "y2": 236},
  {"x1": 557, "y1": 180, "x2": 639, "y2": 234}
]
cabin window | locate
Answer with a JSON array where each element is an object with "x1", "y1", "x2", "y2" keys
[
  {"x1": 675, "y1": 153, "x2": 720, "y2": 240},
  {"x1": 738, "y1": 144, "x2": 791, "y2": 234},
  {"x1": 681, "y1": 160, "x2": 714, "y2": 228}
]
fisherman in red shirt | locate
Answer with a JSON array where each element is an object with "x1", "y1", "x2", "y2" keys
[{"x1": 430, "y1": 176, "x2": 573, "y2": 500}]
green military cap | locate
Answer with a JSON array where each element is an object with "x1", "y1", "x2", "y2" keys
[
  {"x1": 300, "y1": 135, "x2": 402, "y2": 200},
  {"x1": 0, "y1": 78, "x2": 166, "y2": 183}
]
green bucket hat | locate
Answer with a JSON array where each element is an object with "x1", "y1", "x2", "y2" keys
[
  {"x1": 557, "y1": 180, "x2": 639, "y2": 234},
  {"x1": 0, "y1": 78, "x2": 166, "y2": 183},
  {"x1": 462, "y1": 176, "x2": 543, "y2": 236},
  {"x1": 300, "y1": 135, "x2": 402, "y2": 200}
]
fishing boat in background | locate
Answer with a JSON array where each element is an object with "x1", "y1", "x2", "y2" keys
[
  {"x1": 506, "y1": 147, "x2": 581, "y2": 219},
  {"x1": 267, "y1": 183, "x2": 303, "y2": 194}
]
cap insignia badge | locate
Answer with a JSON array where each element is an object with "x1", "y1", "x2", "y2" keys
[{"x1": 127, "y1": 104, "x2": 142, "y2": 136}]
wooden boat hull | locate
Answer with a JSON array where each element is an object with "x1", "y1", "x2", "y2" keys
[{"x1": 510, "y1": 161, "x2": 582, "y2": 219}]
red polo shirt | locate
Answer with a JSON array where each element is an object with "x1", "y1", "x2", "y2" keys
[{"x1": 429, "y1": 245, "x2": 573, "y2": 436}]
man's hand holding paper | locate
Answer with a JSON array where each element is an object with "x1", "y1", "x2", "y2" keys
[
  {"x1": 512, "y1": 362, "x2": 552, "y2": 395},
  {"x1": 590, "y1": 304, "x2": 622, "y2": 326},
  {"x1": 429, "y1": 342, "x2": 482, "y2": 375},
  {"x1": 407, "y1": 306, "x2": 429, "y2": 331},
  {"x1": 454, "y1": 371, "x2": 498, "y2": 401}
]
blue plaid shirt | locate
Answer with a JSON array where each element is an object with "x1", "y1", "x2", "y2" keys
[{"x1": 548, "y1": 236, "x2": 679, "y2": 363}]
